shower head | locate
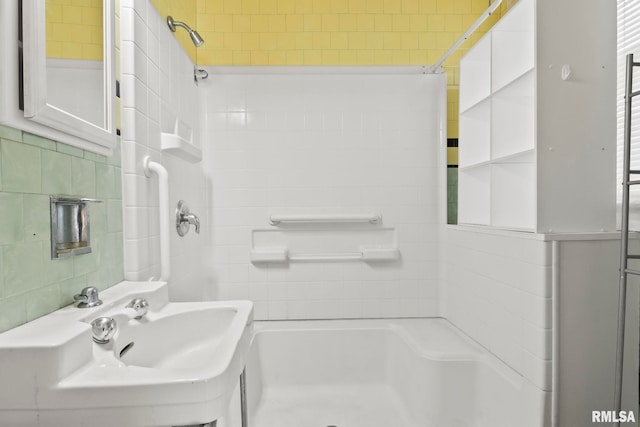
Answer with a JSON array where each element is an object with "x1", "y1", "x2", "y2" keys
[{"x1": 167, "y1": 16, "x2": 205, "y2": 47}]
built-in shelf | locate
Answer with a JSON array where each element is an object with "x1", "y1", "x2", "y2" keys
[
  {"x1": 490, "y1": 163, "x2": 535, "y2": 230},
  {"x1": 490, "y1": 0, "x2": 535, "y2": 93},
  {"x1": 459, "y1": 35, "x2": 492, "y2": 113},
  {"x1": 492, "y1": 149, "x2": 535, "y2": 165},
  {"x1": 459, "y1": 98, "x2": 491, "y2": 167},
  {"x1": 459, "y1": 149, "x2": 535, "y2": 171},
  {"x1": 459, "y1": 0, "x2": 536, "y2": 231},
  {"x1": 492, "y1": 71, "x2": 535, "y2": 159},
  {"x1": 458, "y1": 166, "x2": 491, "y2": 226},
  {"x1": 160, "y1": 132, "x2": 202, "y2": 163},
  {"x1": 459, "y1": 0, "x2": 616, "y2": 234}
]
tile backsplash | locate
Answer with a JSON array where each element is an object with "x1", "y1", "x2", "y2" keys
[{"x1": 0, "y1": 125, "x2": 124, "y2": 333}]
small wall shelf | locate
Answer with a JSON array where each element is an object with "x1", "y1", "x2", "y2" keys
[
  {"x1": 160, "y1": 119, "x2": 202, "y2": 163},
  {"x1": 161, "y1": 132, "x2": 202, "y2": 163},
  {"x1": 250, "y1": 227, "x2": 399, "y2": 265}
]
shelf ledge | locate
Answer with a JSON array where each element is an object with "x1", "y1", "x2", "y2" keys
[{"x1": 160, "y1": 132, "x2": 202, "y2": 163}]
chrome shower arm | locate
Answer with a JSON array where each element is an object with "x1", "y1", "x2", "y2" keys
[
  {"x1": 167, "y1": 16, "x2": 205, "y2": 47},
  {"x1": 167, "y1": 18, "x2": 190, "y2": 32}
]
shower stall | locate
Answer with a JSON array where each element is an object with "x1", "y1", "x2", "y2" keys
[{"x1": 118, "y1": 0, "x2": 637, "y2": 426}]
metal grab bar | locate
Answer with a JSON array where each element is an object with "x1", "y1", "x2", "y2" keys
[
  {"x1": 289, "y1": 252, "x2": 366, "y2": 262},
  {"x1": 268, "y1": 213, "x2": 382, "y2": 226},
  {"x1": 250, "y1": 247, "x2": 399, "y2": 263}
]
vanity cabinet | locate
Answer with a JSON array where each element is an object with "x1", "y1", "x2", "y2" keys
[{"x1": 458, "y1": 0, "x2": 616, "y2": 233}]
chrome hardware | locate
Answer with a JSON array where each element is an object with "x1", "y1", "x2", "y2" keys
[
  {"x1": 167, "y1": 16, "x2": 204, "y2": 47},
  {"x1": 90, "y1": 317, "x2": 117, "y2": 344},
  {"x1": 176, "y1": 200, "x2": 200, "y2": 237},
  {"x1": 73, "y1": 286, "x2": 103, "y2": 308},
  {"x1": 50, "y1": 196, "x2": 102, "y2": 259},
  {"x1": 126, "y1": 298, "x2": 149, "y2": 319},
  {"x1": 240, "y1": 368, "x2": 248, "y2": 427},
  {"x1": 194, "y1": 66, "x2": 209, "y2": 82}
]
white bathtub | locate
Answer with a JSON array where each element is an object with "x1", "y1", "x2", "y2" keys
[{"x1": 234, "y1": 318, "x2": 548, "y2": 427}]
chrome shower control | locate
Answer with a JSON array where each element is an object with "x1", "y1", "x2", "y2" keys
[{"x1": 176, "y1": 200, "x2": 200, "y2": 237}]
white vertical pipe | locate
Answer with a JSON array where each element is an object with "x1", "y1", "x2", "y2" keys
[
  {"x1": 551, "y1": 240, "x2": 560, "y2": 427},
  {"x1": 143, "y1": 156, "x2": 171, "y2": 282}
]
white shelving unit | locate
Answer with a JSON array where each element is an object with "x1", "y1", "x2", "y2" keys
[
  {"x1": 459, "y1": 0, "x2": 536, "y2": 230},
  {"x1": 457, "y1": 0, "x2": 616, "y2": 233}
]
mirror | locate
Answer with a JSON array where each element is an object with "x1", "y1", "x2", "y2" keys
[{"x1": 21, "y1": 0, "x2": 116, "y2": 152}]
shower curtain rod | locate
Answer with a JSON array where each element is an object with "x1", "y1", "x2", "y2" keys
[{"x1": 426, "y1": 0, "x2": 503, "y2": 73}]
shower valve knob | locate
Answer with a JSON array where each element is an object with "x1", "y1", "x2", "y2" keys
[{"x1": 176, "y1": 200, "x2": 200, "y2": 236}]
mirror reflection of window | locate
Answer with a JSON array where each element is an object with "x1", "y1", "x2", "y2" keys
[{"x1": 44, "y1": 0, "x2": 104, "y2": 127}]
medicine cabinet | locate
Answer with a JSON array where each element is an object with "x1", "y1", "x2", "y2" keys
[{"x1": 0, "y1": 0, "x2": 117, "y2": 155}]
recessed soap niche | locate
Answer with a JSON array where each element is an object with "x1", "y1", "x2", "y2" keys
[{"x1": 50, "y1": 196, "x2": 101, "y2": 259}]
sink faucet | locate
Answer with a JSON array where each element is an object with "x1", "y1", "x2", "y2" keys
[
  {"x1": 74, "y1": 287, "x2": 103, "y2": 308},
  {"x1": 91, "y1": 317, "x2": 117, "y2": 344},
  {"x1": 126, "y1": 298, "x2": 149, "y2": 319}
]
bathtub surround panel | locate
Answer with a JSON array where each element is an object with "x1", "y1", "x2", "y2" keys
[
  {"x1": 442, "y1": 228, "x2": 639, "y2": 421},
  {"x1": 120, "y1": 0, "x2": 210, "y2": 301},
  {"x1": 203, "y1": 70, "x2": 445, "y2": 320},
  {"x1": 0, "y1": 125, "x2": 124, "y2": 333},
  {"x1": 443, "y1": 227, "x2": 552, "y2": 390}
]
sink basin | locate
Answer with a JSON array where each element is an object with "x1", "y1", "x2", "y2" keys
[
  {"x1": 0, "y1": 281, "x2": 253, "y2": 427},
  {"x1": 114, "y1": 305, "x2": 238, "y2": 370}
]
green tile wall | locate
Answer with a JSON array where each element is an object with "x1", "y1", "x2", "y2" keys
[
  {"x1": 0, "y1": 124, "x2": 124, "y2": 333},
  {"x1": 447, "y1": 167, "x2": 458, "y2": 225}
]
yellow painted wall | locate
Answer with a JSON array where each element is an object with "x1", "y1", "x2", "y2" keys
[
  {"x1": 149, "y1": 0, "x2": 517, "y2": 139},
  {"x1": 46, "y1": 0, "x2": 104, "y2": 61}
]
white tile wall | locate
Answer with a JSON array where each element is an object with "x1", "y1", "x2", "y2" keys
[
  {"x1": 442, "y1": 227, "x2": 552, "y2": 390},
  {"x1": 120, "y1": 0, "x2": 209, "y2": 301},
  {"x1": 201, "y1": 71, "x2": 446, "y2": 320},
  {"x1": 442, "y1": 232, "x2": 638, "y2": 420}
]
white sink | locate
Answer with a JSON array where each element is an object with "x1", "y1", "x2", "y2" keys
[
  {"x1": 0, "y1": 281, "x2": 253, "y2": 427},
  {"x1": 114, "y1": 304, "x2": 238, "y2": 370}
]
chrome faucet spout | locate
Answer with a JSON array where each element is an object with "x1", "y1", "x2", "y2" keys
[
  {"x1": 91, "y1": 317, "x2": 117, "y2": 344},
  {"x1": 74, "y1": 286, "x2": 103, "y2": 308}
]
